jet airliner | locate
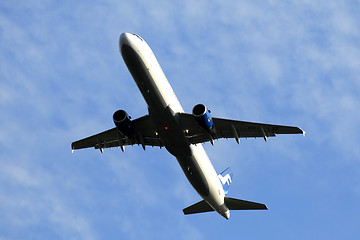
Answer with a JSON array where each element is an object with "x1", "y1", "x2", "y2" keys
[{"x1": 72, "y1": 33, "x2": 304, "y2": 219}]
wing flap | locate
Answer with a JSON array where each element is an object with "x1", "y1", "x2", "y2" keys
[
  {"x1": 71, "y1": 115, "x2": 163, "y2": 151},
  {"x1": 71, "y1": 127, "x2": 131, "y2": 150},
  {"x1": 213, "y1": 117, "x2": 303, "y2": 137},
  {"x1": 177, "y1": 113, "x2": 304, "y2": 145}
]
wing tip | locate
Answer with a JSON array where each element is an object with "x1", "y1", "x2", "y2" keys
[
  {"x1": 301, "y1": 129, "x2": 306, "y2": 136},
  {"x1": 71, "y1": 142, "x2": 76, "y2": 153}
]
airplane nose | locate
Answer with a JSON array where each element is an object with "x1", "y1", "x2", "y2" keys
[
  {"x1": 119, "y1": 32, "x2": 130, "y2": 49},
  {"x1": 120, "y1": 32, "x2": 130, "y2": 40}
]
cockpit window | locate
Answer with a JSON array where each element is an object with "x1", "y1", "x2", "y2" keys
[{"x1": 131, "y1": 33, "x2": 143, "y2": 41}]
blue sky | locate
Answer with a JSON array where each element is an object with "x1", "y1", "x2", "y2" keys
[{"x1": 1, "y1": 0, "x2": 360, "y2": 239}]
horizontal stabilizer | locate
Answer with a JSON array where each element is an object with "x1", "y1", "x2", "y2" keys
[
  {"x1": 183, "y1": 197, "x2": 267, "y2": 216},
  {"x1": 183, "y1": 200, "x2": 214, "y2": 215},
  {"x1": 224, "y1": 197, "x2": 268, "y2": 210}
]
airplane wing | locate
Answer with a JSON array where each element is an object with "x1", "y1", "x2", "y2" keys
[
  {"x1": 177, "y1": 113, "x2": 304, "y2": 145},
  {"x1": 71, "y1": 115, "x2": 163, "y2": 152}
]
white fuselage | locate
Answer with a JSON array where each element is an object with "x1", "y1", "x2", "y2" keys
[{"x1": 119, "y1": 33, "x2": 229, "y2": 219}]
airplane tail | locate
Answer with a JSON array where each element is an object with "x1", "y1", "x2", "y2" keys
[
  {"x1": 183, "y1": 168, "x2": 267, "y2": 217},
  {"x1": 218, "y1": 167, "x2": 233, "y2": 195},
  {"x1": 183, "y1": 197, "x2": 267, "y2": 215}
]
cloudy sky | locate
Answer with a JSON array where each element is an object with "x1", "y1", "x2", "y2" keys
[{"x1": 1, "y1": 0, "x2": 360, "y2": 239}]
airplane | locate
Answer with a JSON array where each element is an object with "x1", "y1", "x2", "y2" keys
[{"x1": 71, "y1": 32, "x2": 305, "y2": 219}]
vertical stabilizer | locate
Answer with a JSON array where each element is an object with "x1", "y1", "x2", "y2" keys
[{"x1": 218, "y1": 167, "x2": 233, "y2": 195}]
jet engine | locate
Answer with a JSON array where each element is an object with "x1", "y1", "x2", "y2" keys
[
  {"x1": 113, "y1": 110, "x2": 133, "y2": 137},
  {"x1": 192, "y1": 104, "x2": 213, "y2": 130}
]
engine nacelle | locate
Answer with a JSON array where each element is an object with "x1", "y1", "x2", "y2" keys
[
  {"x1": 192, "y1": 104, "x2": 213, "y2": 130},
  {"x1": 113, "y1": 110, "x2": 133, "y2": 137}
]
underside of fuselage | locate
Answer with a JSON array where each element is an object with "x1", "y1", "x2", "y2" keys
[{"x1": 121, "y1": 39, "x2": 212, "y2": 199}]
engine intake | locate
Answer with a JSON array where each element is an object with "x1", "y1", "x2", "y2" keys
[
  {"x1": 192, "y1": 104, "x2": 213, "y2": 130},
  {"x1": 113, "y1": 110, "x2": 133, "y2": 137}
]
